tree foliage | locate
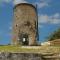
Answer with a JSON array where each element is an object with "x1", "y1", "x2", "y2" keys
[{"x1": 48, "y1": 28, "x2": 60, "y2": 41}]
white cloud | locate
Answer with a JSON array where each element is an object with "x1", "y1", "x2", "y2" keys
[
  {"x1": 0, "y1": 0, "x2": 49, "y2": 8},
  {"x1": 0, "y1": 0, "x2": 28, "y2": 4},
  {"x1": 0, "y1": 0, "x2": 12, "y2": 3},
  {"x1": 54, "y1": 13, "x2": 60, "y2": 18},
  {"x1": 8, "y1": 22, "x2": 12, "y2": 30},
  {"x1": 50, "y1": 13, "x2": 60, "y2": 19},
  {"x1": 9, "y1": 26, "x2": 12, "y2": 30},
  {"x1": 38, "y1": 24, "x2": 44, "y2": 28},
  {"x1": 35, "y1": 0, "x2": 50, "y2": 8},
  {"x1": 36, "y1": 2, "x2": 48, "y2": 8},
  {"x1": 13, "y1": 0, "x2": 28, "y2": 5},
  {"x1": 4, "y1": 0, "x2": 12, "y2": 3},
  {"x1": 39, "y1": 2, "x2": 48, "y2": 8},
  {"x1": 49, "y1": 19, "x2": 60, "y2": 24},
  {"x1": 38, "y1": 15, "x2": 49, "y2": 23},
  {"x1": 38, "y1": 13, "x2": 60, "y2": 24},
  {"x1": 0, "y1": 0, "x2": 12, "y2": 6}
]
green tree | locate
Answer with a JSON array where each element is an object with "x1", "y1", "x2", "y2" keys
[{"x1": 48, "y1": 28, "x2": 60, "y2": 41}]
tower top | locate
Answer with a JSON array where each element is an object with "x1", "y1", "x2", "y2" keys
[{"x1": 14, "y1": 3, "x2": 36, "y2": 10}]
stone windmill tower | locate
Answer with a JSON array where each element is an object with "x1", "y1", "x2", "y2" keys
[{"x1": 12, "y1": 3, "x2": 38, "y2": 46}]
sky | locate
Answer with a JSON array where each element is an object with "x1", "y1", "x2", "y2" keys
[{"x1": 0, "y1": 0, "x2": 60, "y2": 45}]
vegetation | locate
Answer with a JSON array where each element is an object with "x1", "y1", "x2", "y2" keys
[
  {"x1": 48, "y1": 28, "x2": 60, "y2": 41},
  {"x1": 0, "y1": 45, "x2": 60, "y2": 53}
]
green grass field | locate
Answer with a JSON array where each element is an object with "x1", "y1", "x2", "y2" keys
[{"x1": 0, "y1": 45, "x2": 60, "y2": 54}]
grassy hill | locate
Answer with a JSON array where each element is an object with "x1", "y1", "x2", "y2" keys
[{"x1": 0, "y1": 45, "x2": 60, "y2": 54}]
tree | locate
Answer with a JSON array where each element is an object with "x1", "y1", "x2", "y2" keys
[{"x1": 48, "y1": 28, "x2": 60, "y2": 41}]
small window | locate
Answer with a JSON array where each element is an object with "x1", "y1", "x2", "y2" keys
[{"x1": 16, "y1": 24, "x2": 18, "y2": 27}]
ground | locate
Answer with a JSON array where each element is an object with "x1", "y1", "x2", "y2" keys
[{"x1": 0, "y1": 45, "x2": 60, "y2": 54}]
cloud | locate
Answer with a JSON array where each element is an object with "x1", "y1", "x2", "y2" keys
[
  {"x1": 50, "y1": 13, "x2": 60, "y2": 19},
  {"x1": 9, "y1": 26, "x2": 12, "y2": 30},
  {"x1": 38, "y1": 13, "x2": 60, "y2": 24},
  {"x1": 0, "y1": 0, "x2": 28, "y2": 4},
  {"x1": 38, "y1": 24, "x2": 44, "y2": 28},
  {"x1": 35, "y1": 0, "x2": 50, "y2": 8},
  {"x1": 4, "y1": 0, "x2": 12, "y2": 3},
  {"x1": 36, "y1": 2, "x2": 48, "y2": 8},
  {"x1": 38, "y1": 15, "x2": 49, "y2": 23},
  {"x1": 0, "y1": 0, "x2": 12, "y2": 3},
  {"x1": 0, "y1": 0, "x2": 49, "y2": 8},
  {"x1": 13, "y1": 0, "x2": 28, "y2": 5},
  {"x1": 8, "y1": 22, "x2": 12, "y2": 30},
  {"x1": 0, "y1": 0, "x2": 12, "y2": 6}
]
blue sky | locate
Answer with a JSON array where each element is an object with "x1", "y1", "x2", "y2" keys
[{"x1": 0, "y1": 0, "x2": 60, "y2": 45}]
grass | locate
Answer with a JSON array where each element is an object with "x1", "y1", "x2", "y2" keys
[{"x1": 0, "y1": 45, "x2": 60, "y2": 54}]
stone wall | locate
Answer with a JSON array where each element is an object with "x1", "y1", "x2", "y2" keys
[
  {"x1": 12, "y1": 3, "x2": 37, "y2": 46},
  {"x1": 50, "y1": 39, "x2": 60, "y2": 46},
  {"x1": 0, "y1": 52, "x2": 60, "y2": 60}
]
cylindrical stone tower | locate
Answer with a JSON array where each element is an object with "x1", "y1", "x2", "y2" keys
[{"x1": 12, "y1": 3, "x2": 38, "y2": 46}]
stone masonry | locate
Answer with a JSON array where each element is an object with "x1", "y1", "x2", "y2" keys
[{"x1": 12, "y1": 3, "x2": 38, "y2": 46}]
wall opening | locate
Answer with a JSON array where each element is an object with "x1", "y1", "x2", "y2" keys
[{"x1": 19, "y1": 33, "x2": 29, "y2": 45}]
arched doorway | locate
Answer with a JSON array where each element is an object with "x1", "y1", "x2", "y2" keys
[{"x1": 18, "y1": 33, "x2": 29, "y2": 45}]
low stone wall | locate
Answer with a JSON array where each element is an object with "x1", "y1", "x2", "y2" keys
[
  {"x1": 50, "y1": 39, "x2": 60, "y2": 46},
  {"x1": 0, "y1": 52, "x2": 43, "y2": 60},
  {"x1": 0, "y1": 52, "x2": 60, "y2": 60}
]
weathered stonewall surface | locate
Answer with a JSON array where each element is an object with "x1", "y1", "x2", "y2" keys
[
  {"x1": 0, "y1": 52, "x2": 60, "y2": 60},
  {"x1": 0, "y1": 52, "x2": 43, "y2": 60}
]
